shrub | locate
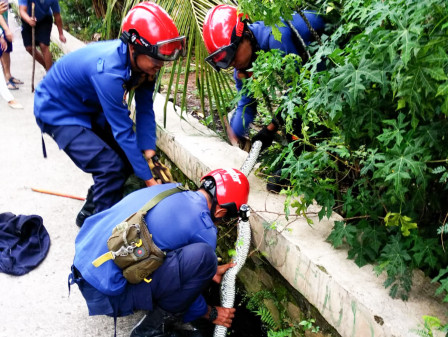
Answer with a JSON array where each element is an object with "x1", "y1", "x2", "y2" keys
[{"x1": 239, "y1": 0, "x2": 448, "y2": 301}]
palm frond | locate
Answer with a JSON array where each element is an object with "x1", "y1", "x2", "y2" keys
[
  {"x1": 102, "y1": 0, "x2": 239, "y2": 136},
  {"x1": 157, "y1": 0, "x2": 238, "y2": 135}
]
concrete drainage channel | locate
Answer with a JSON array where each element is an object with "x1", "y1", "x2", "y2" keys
[{"x1": 50, "y1": 28, "x2": 448, "y2": 337}]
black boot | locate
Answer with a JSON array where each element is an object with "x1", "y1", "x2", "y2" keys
[
  {"x1": 171, "y1": 322, "x2": 203, "y2": 337},
  {"x1": 266, "y1": 169, "x2": 289, "y2": 194},
  {"x1": 76, "y1": 186, "x2": 95, "y2": 227},
  {"x1": 130, "y1": 307, "x2": 182, "y2": 337}
]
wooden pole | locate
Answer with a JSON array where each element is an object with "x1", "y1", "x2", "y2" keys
[
  {"x1": 31, "y1": 188, "x2": 85, "y2": 201},
  {"x1": 31, "y1": 2, "x2": 35, "y2": 92}
]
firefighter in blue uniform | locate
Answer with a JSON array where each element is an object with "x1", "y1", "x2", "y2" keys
[
  {"x1": 202, "y1": 5, "x2": 325, "y2": 150},
  {"x1": 33, "y1": 2, "x2": 186, "y2": 226},
  {"x1": 70, "y1": 168, "x2": 250, "y2": 337}
]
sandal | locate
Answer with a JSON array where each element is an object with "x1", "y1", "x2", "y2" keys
[
  {"x1": 7, "y1": 80, "x2": 18, "y2": 90},
  {"x1": 9, "y1": 77, "x2": 24, "y2": 85}
]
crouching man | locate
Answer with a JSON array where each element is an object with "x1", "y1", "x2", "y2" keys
[{"x1": 69, "y1": 168, "x2": 250, "y2": 337}]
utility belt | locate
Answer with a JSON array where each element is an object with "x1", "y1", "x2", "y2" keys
[{"x1": 92, "y1": 185, "x2": 186, "y2": 284}]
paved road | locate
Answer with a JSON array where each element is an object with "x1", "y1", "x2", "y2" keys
[{"x1": 0, "y1": 13, "x2": 143, "y2": 337}]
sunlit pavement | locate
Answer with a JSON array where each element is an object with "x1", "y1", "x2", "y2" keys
[{"x1": 0, "y1": 12, "x2": 143, "y2": 337}]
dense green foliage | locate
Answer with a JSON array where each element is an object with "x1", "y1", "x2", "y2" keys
[
  {"x1": 238, "y1": 0, "x2": 448, "y2": 302},
  {"x1": 59, "y1": 0, "x2": 121, "y2": 41},
  {"x1": 65, "y1": 0, "x2": 448, "y2": 323}
]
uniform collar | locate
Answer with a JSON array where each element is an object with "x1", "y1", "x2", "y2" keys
[{"x1": 119, "y1": 40, "x2": 132, "y2": 82}]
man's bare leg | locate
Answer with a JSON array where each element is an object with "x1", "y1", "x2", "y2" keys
[
  {"x1": 39, "y1": 43, "x2": 53, "y2": 71},
  {"x1": 25, "y1": 46, "x2": 46, "y2": 68},
  {"x1": 1, "y1": 52, "x2": 11, "y2": 81}
]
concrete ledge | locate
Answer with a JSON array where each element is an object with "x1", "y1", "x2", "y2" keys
[
  {"x1": 154, "y1": 98, "x2": 447, "y2": 337},
  {"x1": 52, "y1": 29, "x2": 448, "y2": 337}
]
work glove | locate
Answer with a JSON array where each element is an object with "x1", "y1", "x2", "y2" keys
[
  {"x1": 148, "y1": 156, "x2": 174, "y2": 184},
  {"x1": 252, "y1": 126, "x2": 276, "y2": 151}
]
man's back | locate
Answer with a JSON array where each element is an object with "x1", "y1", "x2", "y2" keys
[
  {"x1": 34, "y1": 40, "x2": 130, "y2": 128},
  {"x1": 249, "y1": 11, "x2": 325, "y2": 55},
  {"x1": 73, "y1": 183, "x2": 217, "y2": 295}
]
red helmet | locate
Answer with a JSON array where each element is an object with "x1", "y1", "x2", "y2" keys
[
  {"x1": 203, "y1": 5, "x2": 248, "y2": 71},
  {"x1": 201, "y1": 168, "x2": 250, "y2": 217},
  {"x1": 121, "y1": 2, "x2": 185, "y2": 61}
]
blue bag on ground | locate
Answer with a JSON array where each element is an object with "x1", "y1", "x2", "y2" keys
[{"x1": 0, "y1": 212, "x2": 50, "y2": 275}]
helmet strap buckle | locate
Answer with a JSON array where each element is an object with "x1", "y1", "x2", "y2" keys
[{"x1": 120, "y1": 31, "x2": 131, "y2": 44}]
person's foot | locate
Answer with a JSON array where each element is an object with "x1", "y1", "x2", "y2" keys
[
  {"x1": 8, "y1": 100, "x2": 23, "y2": 109},
  {"x1": 7, "y1": 80, "x2": 18, "y2": 90},
  {"x1": 9, "y1": 77, "x2": 24, "y2": 85}
]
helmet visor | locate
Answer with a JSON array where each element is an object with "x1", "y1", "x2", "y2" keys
[
  {"x1": 205, "y1": 43, "x2": 238, "y2": 72},
  {"x1": 155, "y1": 36, "x2": 187, "y2": 61},
  {"x1": 129, "y1": 32, "x2": 186, "y2": 61}
]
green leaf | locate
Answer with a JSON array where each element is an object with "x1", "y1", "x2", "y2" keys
[
  {"x1": 437, "y1": 81, "x2": 448, "y2": 97},
  {"x1": 327, "y1": 57, "x2": 383, "y2": 106},
  {"x1": 432, "y1": 267, "x2": 448, "y2": 284},
  {"x1": 384, "y1": 212, "x2": 418, "y2": 237},
  {"x1": 318, "y1": 196, "x2": 333, "y2": 220},
  {"x1": 326, "y1": 221, "x2": 357, "y2": 248},
  {"x1": 386, "y1": 25, "x2": 421, "y2": 66},
  {"x1": 422, "y1": 315, "x2": 442, "y2": 332},
  {"x1": 362, "y1": 225, "x2": 386, "y2": 254},
  {"x1": 375, "y1": 235, "x2": 413, "y2": 300},
  {"x1": 442, "y1": 96, "x2": 448, "y2": 115},
  {"x1": 396, "y1": 98, "x2": 406, "y2": 110},
  {"x1": 360, "y1": 149, "x2": 386, "y2": 175},
  {"x1": 271, "y1": 26, "x2": 283, "y2": 42},
  {"x1": 376, "y1": 113, "x2": 409, "y2": 146},
  {"x1": 348, "y1": 235, "x2": 377, "y2": 267},
  {"x1": 425, "y1": 67, "x2": 448, "y2": 81},
  {"x1": 374, "y1": 141, "x2": 427, "y2": 199},
  {"x1": 412, "y1": 237, "x2": 439, "y2": 269},
  {"x1": 432, "y1": 267, "x2": 448, "y2": 302},
  {"x1": 432, "y1": 166, "x2": 447, "y2": 174}
]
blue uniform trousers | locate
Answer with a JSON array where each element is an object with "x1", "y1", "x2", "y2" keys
[
  {"x1": 40, "y1": 123, "x2": 132, "y2": 212},
  {"x1": 70, "y1": 242, "x2": 217, "y2": 321}
]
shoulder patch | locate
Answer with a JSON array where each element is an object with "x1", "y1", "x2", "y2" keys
[{"x1": 200, "y1": 211, "x2": 214, "y2": 229}]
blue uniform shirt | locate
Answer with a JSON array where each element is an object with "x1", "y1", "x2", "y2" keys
[
  {"x1": 18, "y1": 0, "x2": 60, "y2": 21},
  {"x1": 34, "y1": 40, "x2": 156, "y2": 181},
  {"x1": 74, "y1": 183, "x2": 217, "y2": 297},
  {"x1": 231, "y1": 12, "x2": 325, "y2": 138}
]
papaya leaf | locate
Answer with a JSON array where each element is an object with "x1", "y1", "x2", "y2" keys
[
  {"x1": 375, "y1": 235, "x2": 413, "y2": 300},
  {"x1": 376, "y1": 113, "x2": 408, "y2": 146},
  {"x1": 347, "y1": 235, "x2": 377, "y2": 267},
  {"x1": 327, "y1": 221, "x2": 357, "y2": 248},
  {"x1": 412, "y1": 237, "x2": 439, "y2": 269}
]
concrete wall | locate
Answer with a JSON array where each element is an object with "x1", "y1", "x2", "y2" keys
[{"x1": 50, "y1": 28, "x2": 448, "y2": 337}]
